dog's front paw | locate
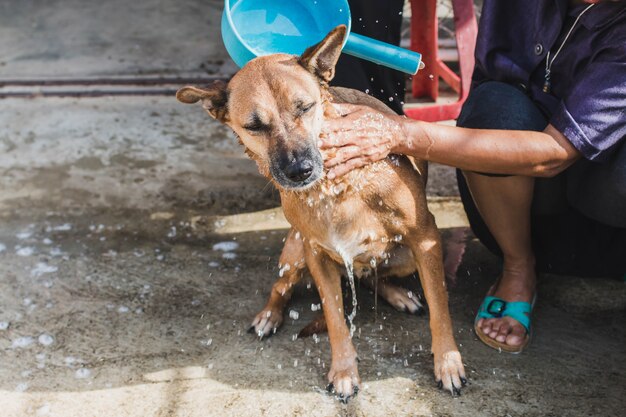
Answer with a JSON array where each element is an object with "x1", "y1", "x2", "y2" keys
[
  {"x1": 249, "y1": 308, "x2": 284, "y2": 338},
  {"x1": 434, "y1": 350, "x2": 466, "y2": 395},
  {"x1": 327, "y1": 363, "x2": 360, "y2": 403}
]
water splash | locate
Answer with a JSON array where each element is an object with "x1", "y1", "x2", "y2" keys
[
  {"x1": 370, "y1": 257, "x2": 379, "y2": 320},
  {"x1": 337, "y1": 248, "x2": 357, "y2": 337}
]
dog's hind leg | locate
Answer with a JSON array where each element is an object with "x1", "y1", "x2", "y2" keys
[
  {"x1": 361, "y1": 276, "x2": 425, "y2": 315},
  {"x1": 406, "y1": 212, "x2": 466, "y2": 395},
  {"x1": 249, "y1": 228, "x2": 306, "y2": 338}
]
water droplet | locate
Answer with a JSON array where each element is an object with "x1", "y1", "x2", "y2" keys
[
  {"x1": 279, "y1": 263, "x2": 291, "y2": 277},
  {"x1": 16, "y1": 246, "x2": 35, "y2": 257},
  {"x1": 12, "y1": 336, "x2": 34, "y2": 349},
  {"x1": 75, "y1": 368, "x2": 91, "y2": 379},
  {"x1": 38, "y1": 333, "x2": 54, "y2": 346},
  {"x1": 212, "y1": 241, "x2": 239, "y2": 252}
]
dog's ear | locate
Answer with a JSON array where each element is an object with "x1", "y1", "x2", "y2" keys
[
  {"x1": 299, "y1": 25, "x2": 347, "y2": 83},
  {"x1": 176, "y1": 81, "x2": 229, "y2": 122}
]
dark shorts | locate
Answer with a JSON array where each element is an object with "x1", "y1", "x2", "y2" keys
[
  {"x1": 457, "y1": 81, "x2": 626, "y2": 277},
  {"x1": 331, "y1": 0, "x2": 406, "y2": 115}
]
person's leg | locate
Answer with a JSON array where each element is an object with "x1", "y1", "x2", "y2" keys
[
  {"x1": 456, "y1": 81, "x2": 548, "y2": 348},
  {"x1": 459, "y1": 125, "x2": 626, "y2": 281},
  {"x1": 463, "y1": 174, "x2": 536, "y2": 346},
  {"x1": 530, "y1": 142, "x2": 626, "y2": 277}
]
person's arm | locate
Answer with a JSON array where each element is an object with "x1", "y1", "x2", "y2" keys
[{"x1": 320, "y1": 103, "x2": 580, "y2": 179}]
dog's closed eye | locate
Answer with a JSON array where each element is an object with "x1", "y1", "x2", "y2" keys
[
  {"x1": 295, "y1": 101, "x2": 316, "y2": 117},
  {"x1": 243, "y1": 113, "x2": 270, "y2": 134}
]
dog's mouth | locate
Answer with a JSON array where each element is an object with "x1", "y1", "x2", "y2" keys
[
  {"x1": 269, "y1": 150, "x2": 324, "y2": 191},
  {"x1": 270, "y1": 162, "x2": 324, "y2": 191}
]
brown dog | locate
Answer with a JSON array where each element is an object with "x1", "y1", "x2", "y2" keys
[{"x1": 176, "y1": 25, "x2": 466, "y2": 399}]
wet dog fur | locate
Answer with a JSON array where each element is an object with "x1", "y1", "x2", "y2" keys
[{"x1": 176, "y1": 25, "x2": 466, "y2": 400}]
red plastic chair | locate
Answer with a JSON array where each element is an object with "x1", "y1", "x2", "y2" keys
[{"x1": 404, "y1": 0, "x2": 478, "y2": 122}]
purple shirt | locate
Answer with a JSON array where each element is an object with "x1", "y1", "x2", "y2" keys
[{"x1": 473, "y1": 0, "x2": 626, "y2": 162}]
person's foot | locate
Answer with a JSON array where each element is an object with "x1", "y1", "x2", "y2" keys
[{"x1": 476, "y1": 260, "x2": 536, "y2": 348}]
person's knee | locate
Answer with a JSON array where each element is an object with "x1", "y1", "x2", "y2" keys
[{"x1": 457, "y1": 81, "x2": 548, "y2": 132}]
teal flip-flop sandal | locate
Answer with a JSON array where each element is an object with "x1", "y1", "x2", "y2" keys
[{"x1": 474, "y1": 295, "x2": 535, "y2": 354}]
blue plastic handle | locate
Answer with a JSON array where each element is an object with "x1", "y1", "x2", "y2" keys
[{"x1": 343, "y1": 33, "x2": 422, "y2": 75}]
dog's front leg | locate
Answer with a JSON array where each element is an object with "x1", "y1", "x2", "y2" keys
[
  {"x1": 250, "y1": 228, "x2": 306, "y2": 337},
  {"x1": 407, "y1": 214, "x2": 466, "y2": 395},
  {"x1": 304, "y1": 243, "x2": 359, "y2": 402}
]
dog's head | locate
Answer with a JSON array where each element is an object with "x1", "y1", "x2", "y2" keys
[{"x1": 177, "y1": 25, "x2": 347, "y2": 191}]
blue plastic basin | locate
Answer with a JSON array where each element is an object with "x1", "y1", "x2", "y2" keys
[{"x1": 221, "y1": 0, "x2": 422, "y2": 74}]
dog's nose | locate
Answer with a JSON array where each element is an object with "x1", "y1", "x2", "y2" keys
[{"x1": 284, "y1": 161, "x2": 313, "y2": 182}]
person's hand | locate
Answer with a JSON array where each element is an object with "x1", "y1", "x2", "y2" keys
[{"x1": 320, "y1": 103, "x2": 406, "y2": 179}]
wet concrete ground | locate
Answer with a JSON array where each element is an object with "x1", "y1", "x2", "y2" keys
[
  {"x1": 1, "y1": 95, "x2": 625, "y2": 417},
  {"x1": 1, "y1": 1, "x2": 625, "y2": 416}
]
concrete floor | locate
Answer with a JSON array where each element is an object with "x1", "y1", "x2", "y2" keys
[
  {"x1": 1, "y1": 1, "x2": 625, "y2": 417},
  {"x1": 0, "y1": 0, "x2": 230, "y2": 79}
]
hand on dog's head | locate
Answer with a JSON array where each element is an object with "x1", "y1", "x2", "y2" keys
[{"x1": 176, "y1": 25, "x2": 348, "y2": 191}]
